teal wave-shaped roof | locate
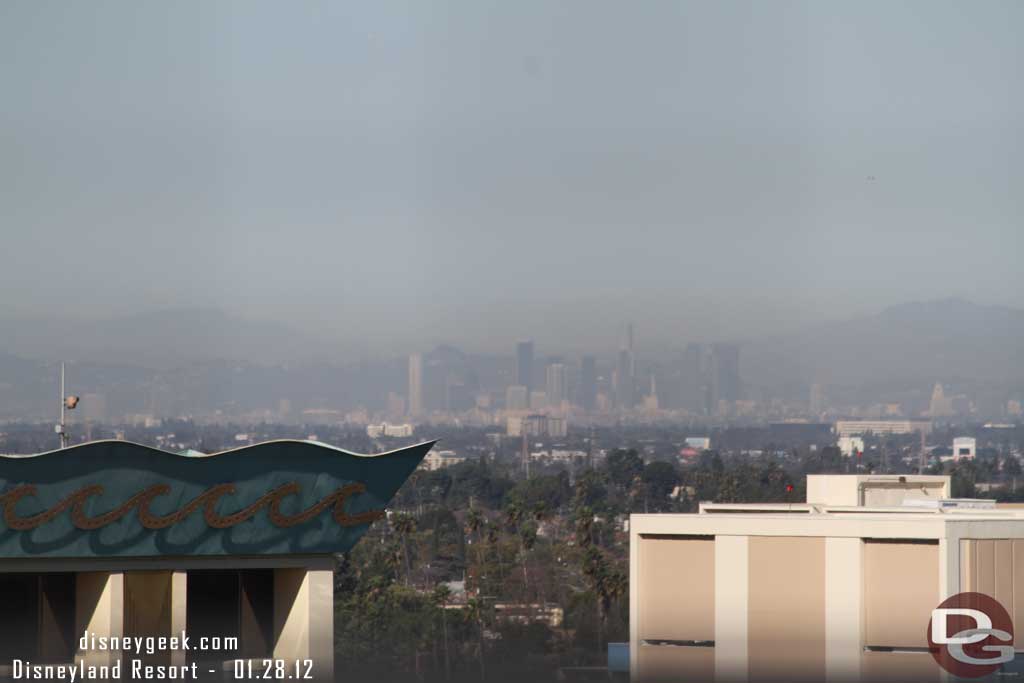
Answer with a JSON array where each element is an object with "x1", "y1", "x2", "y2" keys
[{"x1": 0, "y1": 438, "x2": 435, "y2": 559}]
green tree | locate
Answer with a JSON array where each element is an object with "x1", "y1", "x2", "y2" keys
[
  {"x1": 391, "y1": 512, "x2": 418, "y2": 586},
  {"x1": 604, "y1": 449, "x2": 644, "y2": 488},
  {"x1": 432, "y1": 584, "x2": 452, "y2": 681},
  {"x1": 641, "y1": 461, "x2": 679, "y2": 511}
]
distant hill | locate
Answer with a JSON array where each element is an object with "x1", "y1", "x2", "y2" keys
[
  {"x1": 744, "y1": 298, "x2": 1024, "y2": 386},
  {"x1": 0, "y1": 308, "x2": 338, "y2": 367}
]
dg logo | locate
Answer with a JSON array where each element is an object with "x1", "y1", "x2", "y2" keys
[{"x1": 928, "y1": 592, "x2": 1015, "y2": 678}]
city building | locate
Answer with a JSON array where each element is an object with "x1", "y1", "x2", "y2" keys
[
  {"x1": 506, "y1": 414, "x2": 566, "y2": 438},
  {"x1": 366, "y1": 423, "x2": 415, "y2": 438},
  {"x1": 953, "y1": 436, "x2": 977, "y2": 461},
  {"x1": 929, "y1": 382, "x2": 953, "y2": 418},
  {"x1": 529, "y1": 390, "x2": 548, "y2": 411},
  {"x1": 421, "y1": 449, "x2": 467, "y2": 470},
  {"x1": 834, "y1": 419, "x2": 932, "y2": 438},
  {"x1": 514, "y1": 341, "x2": 535, "y2": 402},
  {"x1": 530, "y1": 449, "x2": 587, "y2": 465},
  {"x1": 680, "y1": 343, "x2": 710, "y2": 415},
  {"x1": 545, "y1": 363, "x2": 568, "y2": 409},
  {"x1": 629, "y1": 474, "x2": 1024, "y2": 683},
  {"x1": 768, "y1": 422, "x2": 834, "y2": 446},
  {"x1": 809, "y1": 383, "x2": 826, "y2": 415},
  {"x1": 837, "y1": 435, "x2": 864, "y2": 457},
  {"x1": 710, "y1": 343, "x2": 740, "y2": 410},
  {"x1": 546, "y1": 415, "x2": 568, "y2": 438},
  {"x1": 505, "y1": 385, "x2": 529, "y2": 412},
  {"x1": 408, "y1": 353, "x2": 424, "y2": 416},
  {"x1": 685, "y1": 437, "x2": 711, "y2": 451},
  {"x1": 579, "y1": 356, "x2": 598, "y2": 412},
  {"x1": 615, "y1": 324, "x2": 636, "y2": 410},
  {"x1": 0, "y1": 439, "x2": 434, "y2": 682}
]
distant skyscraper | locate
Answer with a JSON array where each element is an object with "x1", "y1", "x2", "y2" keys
[
  {"x1": 929, "y1": 382, "x2": 953, "y2": 417},
  {"x1": 506, "y1": 385, "x2": 529, "y2": 411},
  {"x1": 615, "y1": 324, "x2": 636, "y2": 409},
  {"x1": 579, "y1": 356, "x2": 597, "y2": 411},
  {"x1": 711, "y1": 343, "x2": 740, "y2": 409},
  {"x1": 680, "y1": 343, "x2": 707, "y2": 414},
  {"x1": 515, "y1": 340, "x2": 535, "y2": 403},
  {"x1": 546, "y1": 363, "x2": 567, "y2": 408},
  {"x1": 809, "y1": 383, "x2": 826, "y2": 415},
  {"x1": 408, "y1": 353, "x2": 424, "y2": 416},
  {"x1": 643, "y1": 374, "x2": 659, "y2": 412},
  {"x1": 530, "y1": 390, "x2": 549, "y2": 411}
]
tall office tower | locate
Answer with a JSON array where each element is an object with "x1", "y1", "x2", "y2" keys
[
  {"x1": 579, "y1": 356, "x2": 598, "y2": 411},
  {"x1": 506, "y1": 385, "x2": 529, "y2": 411},
  {"x1": 546, "y1": 363, "x2": 568, "y2": 408},
  {"x1": 809, "y1": 383, "x2": 826, "y2": 415},
  {"x1": 515, "y1": 341, "x2": 535, "y2": 401},
  {"x1": 615, "y1": 324, "x2": 636, "y2": 409},
  {"x1": 710, "y1": 343, "x2": 740, "y2": 409},
  {"x1": 643, "y1": 373, "x2": 659, "y2": 412},
  {"x1": 680, "y1": 343, "x2": 705, "y2": 414},
  {"x1": 408, "y1": 353, "x2": 424, "y2": 416},
  {"x1": 929, "y1": 382, "x2": 953, "y2": 417},
  {"x1": 530, "y1": 390, "x2": 549, "y2": 411}
]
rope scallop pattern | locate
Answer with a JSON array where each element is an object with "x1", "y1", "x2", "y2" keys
[{"x1": 0, "y1": 482, "x2": 385, "y2": 531}]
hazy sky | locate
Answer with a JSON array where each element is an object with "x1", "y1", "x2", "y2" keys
[{"x1": 2, "y1": 1, "x2": 1021, "y2": 352}]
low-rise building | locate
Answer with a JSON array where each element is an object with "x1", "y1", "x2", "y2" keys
[
  {"x1": 421, "y1": 449, "x2": 467, "y2": 470},
  {"x1": 837, "y1": 435, "x2": 864, "y2": 457},
  {"x1": 685, "y1": 436, "x2": 711, "y2": 451},
  {"x1": 367, "y1": 423, "x2": 415, "y2": 438},
  {"x1": 953, "y1": 436, "x2": 977, "y2": 461},
  {"x1": 630, "y1": 474, "x2": 1024, "y2": 682},
  {"x1": 834, "y1": 419, "x2": 932, "y2": 438}
]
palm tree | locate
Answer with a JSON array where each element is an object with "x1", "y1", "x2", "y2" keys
[
  {"x1": 504, "y1": 502, "x2": 531, "y2": 600},
  {"x1": 574, "y1": 506, "x2": 595, "y2": 547},
  {"x1": 466, "y1": 508, "x2": 486, "y2": 592},
  {"x1": 485, "y1": 524, "x2": 505, "y2": 589},
  {"x1": 432, "y1": 584, "x2": 452, "y2": 682},
  {"x1": 466, "y1": 598, "x2": 488, "y2": 681},
  {"x1": 391, "y1": 513, "x2": 417, "y2": 586}
]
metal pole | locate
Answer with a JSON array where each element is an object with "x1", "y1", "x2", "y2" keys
[{"x1": 60, "y1": 362, "x2": 67, "y2": 449}]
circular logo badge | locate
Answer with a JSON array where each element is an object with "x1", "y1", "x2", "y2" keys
[{"x1": 927, "y1": 592, "x2": 1015, "y2": 678}]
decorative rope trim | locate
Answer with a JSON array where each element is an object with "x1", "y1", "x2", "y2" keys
[{"x1": 0, "y1": 482, "x2": 385, "y2": 531}]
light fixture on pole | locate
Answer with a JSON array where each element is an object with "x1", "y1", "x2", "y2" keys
[{"x1": 56, "y1": 362, "x2": 80, "y2": 449}]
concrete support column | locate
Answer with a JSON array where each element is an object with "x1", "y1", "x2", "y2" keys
[
  {"x1": 75, "y1": 571, "x2": 124, "y2": 668},
  {"x1": 825, "y1": 537, "x2": 863, "y2": 683},
  {"x1": 715, "y1": 535, "x2": 748, "y2": 683},
  {"x1": 273, "y1": 567, "x2": 334, "y2": 683},
  {"x1": 170, "y1": 571, "x2": 188, "y2": 667}
]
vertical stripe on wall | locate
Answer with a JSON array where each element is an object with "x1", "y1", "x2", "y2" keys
[
  {"x1": 825, "y1": 537, "x2": 863, "y2": 683},
  {"x1": 715, "y1": 535, "x2": 749, "y2": 683}
]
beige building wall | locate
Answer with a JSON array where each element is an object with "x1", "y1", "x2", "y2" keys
[
  {"x1": 960, "y1": 538, "x2": 1024, "y2": 649},
  {"x1": 863, "y1": 540, "x2": 939, "y2": 648},
  {"x1": 806, "y1": 475, "x2": 949, "y2": 507},
  {"x1": 274, "y1": 567, "x2": 335, "y2": 683},
  {"x1": 715, "y1": 535, "x2": 748, "y2": 683},
  {"x1": 747, "y1": 537, "x2": 825, "y2": 683},
  {"x1": 637, "y1": 536, "x2": 714, "y2": 642},
  {"x1": 631, "y1": 507, "x2": 1024, "y2": 683},
  {"x1": 635, "y1": 535, "x2": 715, "y2": 681}
]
